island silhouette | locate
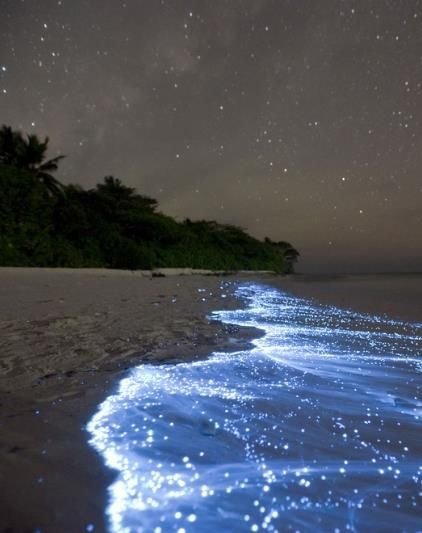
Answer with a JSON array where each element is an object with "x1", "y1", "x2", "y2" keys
[{"x1": 0, "y1": 125, "x2": 299, "y2": 273}]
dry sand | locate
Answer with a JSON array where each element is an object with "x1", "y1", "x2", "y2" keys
[{"x1": 0, "y1": 268, "x2": 421, "y2": 532}]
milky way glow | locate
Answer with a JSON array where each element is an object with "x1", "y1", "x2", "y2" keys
[{"x1": 87, "y1": 284, "x2": 422, "y2": 532}]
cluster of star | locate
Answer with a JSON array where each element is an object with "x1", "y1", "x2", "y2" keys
[{"x1": 1, "y1": 0, "x2": 421, "y2": 271}]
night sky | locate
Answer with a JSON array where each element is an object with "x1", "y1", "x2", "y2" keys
[{"x1": 1, "y1": 0, "x2": 421, "y2": 273}]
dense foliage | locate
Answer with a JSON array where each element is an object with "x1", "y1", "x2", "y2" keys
[{"x1": 0, "y1": 126, "x2": 299, "y2": 272}]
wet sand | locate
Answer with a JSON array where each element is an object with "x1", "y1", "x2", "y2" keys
[
  {"x1": 0, "y1": 269, "x2": 421, "y2": 532},
  {"x1": 0, "y1": 268, "x2": 259, "y2": 532}
]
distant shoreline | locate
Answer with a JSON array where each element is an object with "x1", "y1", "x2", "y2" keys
[
  {"x1": 0, "y1": 266, "x2": 278, "y2": 277},
  {"x1": 1, "y1": 265, "x2": 420, "y2": 277}
]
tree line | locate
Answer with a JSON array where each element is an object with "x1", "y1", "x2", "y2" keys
[{"x1": 0, "y1": 125, "x2": 299, "y2": 272}]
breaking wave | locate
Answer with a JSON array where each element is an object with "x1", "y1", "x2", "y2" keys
[{"x1": 87, "y1": 284, "x2": 422, "y2": 532}]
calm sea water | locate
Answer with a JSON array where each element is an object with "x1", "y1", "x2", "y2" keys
[{"x1": 87, "y1": 283, "x2": 422, "y2": 532}]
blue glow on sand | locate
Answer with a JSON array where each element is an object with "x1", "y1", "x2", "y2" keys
[{"x1": 87, "y1": 284, "x2": 422, "y2": 532}]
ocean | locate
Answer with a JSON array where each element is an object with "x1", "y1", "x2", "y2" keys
[{"x1": 87, "y1": 283, "x2": 422, "y2": 532}]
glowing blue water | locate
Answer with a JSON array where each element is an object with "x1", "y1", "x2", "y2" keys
[{"x1": 87, "y1": 284, "x2": 422, "y2": 532}]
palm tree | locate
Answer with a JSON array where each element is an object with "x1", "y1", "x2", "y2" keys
[
  {"x1": 0, "y1": 125, "x2": 65, "y2": 195},
  {"x1": 23, "y1": 134, "x2": 65, "y2": 195}
]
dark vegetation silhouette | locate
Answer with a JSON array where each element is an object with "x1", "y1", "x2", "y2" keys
[
  {"x1": 0, "y1": 126, "x2": 299, "y2": 272},
  {"x1": 0, "y1": 125, "x2": 65, "y2": 196}
]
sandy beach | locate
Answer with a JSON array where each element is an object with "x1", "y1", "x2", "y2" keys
[
  {"x1": 0, "y1": 268, "x2": 260, "y2": 532},
  {"x1": 0, "y1": 268, "x2": 421, "y2": 532}
]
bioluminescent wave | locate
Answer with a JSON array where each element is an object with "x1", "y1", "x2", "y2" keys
[{"x1": 87, "y1": 284, "x2": 422, "y2": 532}]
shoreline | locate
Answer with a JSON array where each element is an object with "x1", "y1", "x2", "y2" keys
[
  {"x1": 0, "y1": 268, "x2": 260, "y2": 532},
  {"x1": 1, "y1": 268, "x2": 421, "y2": 531}
]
